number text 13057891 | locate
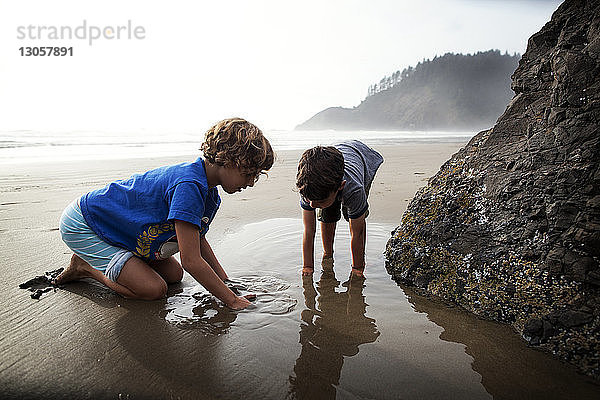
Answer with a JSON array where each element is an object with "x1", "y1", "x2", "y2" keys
[{"x1": 19, "y1": 47, "x2": 73, "y2": 56}]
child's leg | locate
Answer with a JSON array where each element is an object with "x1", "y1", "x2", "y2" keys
[
  {"x1": 148, "y1": 256, "x2": 184, "y2": 284},
  {"x1": 57, "y1": 198, "x2": 169, "y2": 300},
  {"x1": 115, "y1": 257, "x2": 169, "y2": 300},
  {"x1": 56, "y1": 254, "x2": 168, "y2": 300}
]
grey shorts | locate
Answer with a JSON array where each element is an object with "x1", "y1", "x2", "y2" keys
[{"x1": 317, "y1": 182, "x2": 371, "y2": 223}]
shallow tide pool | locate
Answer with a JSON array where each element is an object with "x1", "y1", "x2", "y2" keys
[
  {"x1": 150, "y1": 218, "x2": 599, "y2": 399},
  {"x1": 6, "y1": 217, "x2": 598, "y2": 399}
]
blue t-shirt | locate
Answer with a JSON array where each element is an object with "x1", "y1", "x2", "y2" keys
[{"x1": 80, "y1": 158, "x2": 220, "y2": 260}]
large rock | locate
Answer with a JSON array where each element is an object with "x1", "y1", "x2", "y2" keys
[{"x1": 385, "y1": 0, "x2": 600, "y2": 378}]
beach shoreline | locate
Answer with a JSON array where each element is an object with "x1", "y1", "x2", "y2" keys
[{"x1": 0, "y1": 142, "x2": 466, "y2": 233}]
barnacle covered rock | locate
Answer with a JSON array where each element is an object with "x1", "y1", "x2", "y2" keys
[{"x1": 386, "y1": 0, "x2": 600, "y2": 378}]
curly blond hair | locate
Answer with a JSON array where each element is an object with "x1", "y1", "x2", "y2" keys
[{"x1": 201, "y1": 118, "x2": 274, "y2": 178}]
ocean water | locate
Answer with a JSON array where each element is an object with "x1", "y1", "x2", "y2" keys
[{"x1": 0, "y1": 129, "x2": 476, "y2": 164}]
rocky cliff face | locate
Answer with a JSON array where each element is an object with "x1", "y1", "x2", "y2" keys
[{"x1": 385, "y1": 0, "x2": 600, "y2": 378}]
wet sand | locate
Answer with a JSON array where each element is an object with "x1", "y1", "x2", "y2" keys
[{"x1": 2, "y1": 144, "x2": 599, "y2": 399}]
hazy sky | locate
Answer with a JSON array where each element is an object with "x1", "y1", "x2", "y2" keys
[{"x1": 0, "y1": 0, "x2": 562, "y2": 131}]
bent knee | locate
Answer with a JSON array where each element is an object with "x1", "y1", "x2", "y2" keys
[
  {"x1": 137, "y1": 280, "x2": 168, "y2": 300},
  {"x1": 165, "y1": 266, "x2": 184, "y2": 284},
  {"x1": 149, "y1": 257, "x2": 183, "y2": 284}
]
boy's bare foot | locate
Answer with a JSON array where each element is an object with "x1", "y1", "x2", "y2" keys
[
  {"x1": 301, "y1": 267, "x2": 314, "y2": 276},
  {"x1": 53, "y1": 254, "x2": 93, "y2": 284}
]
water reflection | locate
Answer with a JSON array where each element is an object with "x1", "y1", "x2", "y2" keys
[
  {"x1": 403, "y1": 286, "x2": 600, "y2": 400},
  {"x1": 288, "y1": 260, "x2": 380, "y2": 399}
]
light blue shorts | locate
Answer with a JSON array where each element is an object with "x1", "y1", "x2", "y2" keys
[{"x1": 59, "y1": 198, "x2": 134, "y2": 282}]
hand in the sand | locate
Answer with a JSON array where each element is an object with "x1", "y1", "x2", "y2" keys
[
  {"x1": 301, "y1": 267, "x2": 314, "y2": 276},
  {"x1": 227, "y1": 294, "x2": 256, "y2": 310}
]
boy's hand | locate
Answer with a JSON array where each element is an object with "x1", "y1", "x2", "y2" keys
[
  {"x1": 224, "y1": 279, "x2": 246, "y2": 295},
  {"x1": 302, "y1": 267, "x2": 314, "y2": 276},
  {"x1": 227, "y1": 294, "x2": 256, "y2": 310}
]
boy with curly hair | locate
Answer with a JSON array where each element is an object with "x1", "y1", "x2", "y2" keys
[
  {"x1": 296, "y1": 140, "x2": 383, "y2": 277},
  {"x1": 56, "y1": 118, "x2": 274, "y2": 310}
]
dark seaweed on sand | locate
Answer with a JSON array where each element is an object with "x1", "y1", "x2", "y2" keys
[{"x1": 19, "y1": 268, "x2": 64, "y2": 299}]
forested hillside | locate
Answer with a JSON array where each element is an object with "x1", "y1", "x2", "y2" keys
[{"x1": 297, "y1": 50, "x2": 520, "y2": 131}]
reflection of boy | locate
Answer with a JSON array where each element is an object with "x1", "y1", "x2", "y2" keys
[
  {"x1": 296, "y1": 140, "x2": 383, "y2": 277},
  {"x1": 289, "y1": 265, "x2": 379, "y2": 398},
  {"x1": 56, "y1": 118, "x2": 274, "y2": 310}
]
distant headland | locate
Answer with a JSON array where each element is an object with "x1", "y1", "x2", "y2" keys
[{"x1": 296, "y1": 50, "x2": 520, "y2": 132}]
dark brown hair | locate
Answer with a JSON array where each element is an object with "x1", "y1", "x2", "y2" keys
[
  {"x1": 296, "y1": 146, "x2": 344, "y2": 201},
  {"x1": 201, "y1": 118, "x2": 275, "y2": 178}
]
